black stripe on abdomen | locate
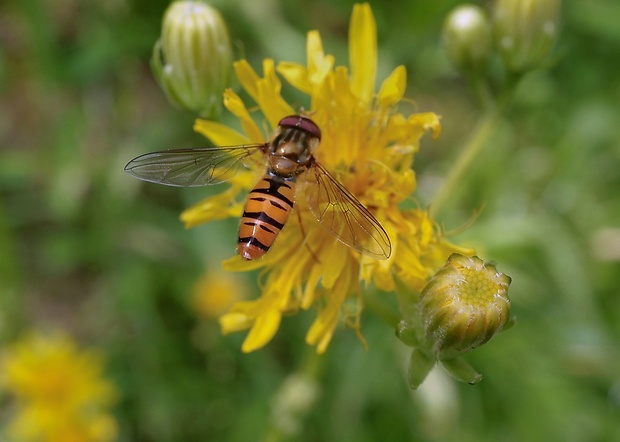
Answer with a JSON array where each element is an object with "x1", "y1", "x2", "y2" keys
[{"x1": 237, "y1": 173, "x2": 297, "y2": 260}]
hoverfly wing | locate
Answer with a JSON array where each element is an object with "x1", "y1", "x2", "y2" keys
[
  {"x1": 304, "y1": 162, "x2": 392, "y2": 259},
  {"x1": 124, "y1": 144, "x2": 266, "y2": 187}
]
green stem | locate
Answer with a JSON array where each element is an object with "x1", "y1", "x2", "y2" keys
[
  {"x1": 262, "y1": 349, "x2": 324, "y2": 442},
  {"x1": 364, "y1": 289, "x2": 401, "y2": 328},
  {"x1": 470, "y1": 71, "x2": 494, "y2": 112},
  {"x1": 430, "y1": 108, "x2": 500, "y2": 218},
  {"x1": 430, "y1": 67, "x2": 524, "y2": 218}
]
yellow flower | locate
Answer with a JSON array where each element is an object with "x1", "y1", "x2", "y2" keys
[
  {"x1": 192, "y1": 268, "x2": 248, "y2": 319},
  {"x1": 1, "y1": 333, "x2": 118, "y2": 442},
  {"x1": 181, "y1": 3, "x2": 471, "y2": 353}
]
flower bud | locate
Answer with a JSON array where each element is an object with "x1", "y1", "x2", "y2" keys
[
  {"x1": 419, "y1": 254, "x2": 511, "y2": 360},
  {"x1": 442, "y1": 5, "x2": 492, "y2": 72},
  {"x1": 151, "y1": 1, "x2": 233, "y2": 117},
  {"x1": 492, "y1": 0, "x2": 561, "y2": 72}
]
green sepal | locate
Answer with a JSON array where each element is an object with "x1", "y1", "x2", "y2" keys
[
  {"x1": 440, "y1": 357, "x2": 483, "y2": 385},
  {"x1": 396, "y1": 320, "x2": 419, "y2": 347},
  {"x1": 393, "y1": 273, "x2": 421, "y2": 322},
  {"x1": 407, "y1": 348, "x2": 436, "y2": 390},
  {"x1": 500, "y1": 316, "x2": 517, "y2": 332}
]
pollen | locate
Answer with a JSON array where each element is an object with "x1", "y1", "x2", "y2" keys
[{"x1": 457, "y1": 263, "x2": 510, "y2": 308}]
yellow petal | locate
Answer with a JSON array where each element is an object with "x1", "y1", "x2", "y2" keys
[
  {"x1": 257, "y1": 60, "x2": 296, "y2": 128},
  {"x1": 306, "y1": 308, "x2": 337, "y2": 353},
  {"x1": 321, "y1": 66, "x2": 357, "y2": 117},
  {"x1": 223, "y1": 89, "x2": 265, "y2": 143},
  {"x1": 307, "y1": 30, "x2": 325, "y2": 74},
  {"x1": 258, "y1": 84, "x2": 296, "y2": 128},
  {"x1": 379, "y1": 112, "x2": 442, "y2": 148},
  {"x1": 321, "y1": 240, "x2": 349, "y2": 289},
  {"x1": 277, "y1": 62, "x2": 311, "y2": 93},
  {"x1": 377, "y1": 65, "x2": 407, "y2": 108},
  {"x1": 349, "y1": 3, "x2": 376, "y2": 105},
  {"x1": 360, "y1": 221, "x2": 398, "y2": 289},
  {"x1": 241, "y1": 310, "x2": 282, "y2": 352},
  {"x1": 233, "y1": 59, "x2": 260, "y2": 102},
  {"x1": 410, "y1": 112, "x2": 442, "y2": 140},
  {"x1": 219, "y1": 312, "x2": 253, "y2": 334},
  {"x1": 306, "y1": 31, "x2": 334, "y2": 87},
  {"x1": 180, "y1": 188, "x2": 244, "y2": 227},
  {"x1": 418, "y1": 211, "x2": 435, "y2": 248},
  {"x1": 194, "y1": 119, "x2": 249, "y2": 146},
  {"x1": 315, "y1": 325, "x2": 335, "y2": 354},
  {"x1": 301, "y1": 264, "x2": 323, "y2": 309},
  {"x1": 306, "y1": 266, "x2": 352, "y2": 353},
  {"x1": 222, "y1": 254, "x2": 268, "y2": 272}
]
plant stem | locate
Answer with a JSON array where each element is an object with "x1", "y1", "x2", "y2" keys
[
  {"x1": 430, "y1": 108, "x2": 500, "y2": 218},
  {"x1": 364, "y1": 289, "x2": 401, "y2": 328},
  {"x1": 262, "y1": 349, "x2": 324, "y2": 442}
]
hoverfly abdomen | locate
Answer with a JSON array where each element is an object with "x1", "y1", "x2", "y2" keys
[{"x1": 238, "y1": 172, "x2": 296, "y2": 260}]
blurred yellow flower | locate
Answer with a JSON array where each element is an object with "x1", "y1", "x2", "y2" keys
[
  {"x1": 192, "y1": 268, "x2": 248, "y2": 319},
  {"x1": 1, "y1": 332, "x2": 118, "y2": 442},
  {"x1": 182, "y1": 3, "x2": 471, "y2": 353}
]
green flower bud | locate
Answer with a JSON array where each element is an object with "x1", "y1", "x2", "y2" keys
[
  {"x1": 442, "y1": 4, "x2": 492, "y2": 72},
  {"x1": 419, "y1": 254, "x2": 511, "y2": 360},
  {"x1": 492, "y1": 0, "x2": 561, "y2": 72},
  {"x1": 152, "y1": 1, "x2": 233, "y2": 117}
]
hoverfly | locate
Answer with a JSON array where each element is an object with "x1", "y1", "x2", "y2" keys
[{"x1": 124, "y1": 115, "x2": 391, "y2": 260}]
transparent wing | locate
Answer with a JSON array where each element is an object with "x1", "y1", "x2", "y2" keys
[
  {"x1": 304, "y1": 162, "x2": 392, "y2": 259},
  {"x1": 124, "y1": 144, "x2": 267, "y2": 187}
]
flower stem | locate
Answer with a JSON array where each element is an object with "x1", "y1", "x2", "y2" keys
[
  {"x1": 262, "y1": 349, "x2": 324, "y2": 442},
  {"x1": 430, "y1": 108, "x2": 500, "y2": 218},
  {"x1": 364, "y1": 289, "x2": 401, "y2": 328}
]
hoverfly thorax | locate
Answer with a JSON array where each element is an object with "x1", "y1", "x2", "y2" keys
[{"x1": 268, "y1": 116, "x2": 321, "y2": 176}]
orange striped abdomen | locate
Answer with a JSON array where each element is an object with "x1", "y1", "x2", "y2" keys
[{"x1": 238, "y1": 173, "x2": 296, "y2": 260}]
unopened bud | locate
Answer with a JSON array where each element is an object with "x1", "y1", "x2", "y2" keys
[
  {"x1": 152, "y1": 1, "x2": 232, "y2": 117},
  {"x1": 419, "y1": 254, "x2": 511, "y2": 360},
  {"x1": 492, "y1": 0, "x2": 561, "y2": 72},
  {"x1": 442, "y1": 5, "x2": 492, "y2": 72}
]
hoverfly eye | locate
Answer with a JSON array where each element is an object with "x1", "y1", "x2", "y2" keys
[{"x1": 278, "y1": 115, "x2": 322, "y2": 140}]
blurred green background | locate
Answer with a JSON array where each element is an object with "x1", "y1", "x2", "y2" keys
[{"x1": 1, "y1": 0, "x2": 620, "y2": 440}]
